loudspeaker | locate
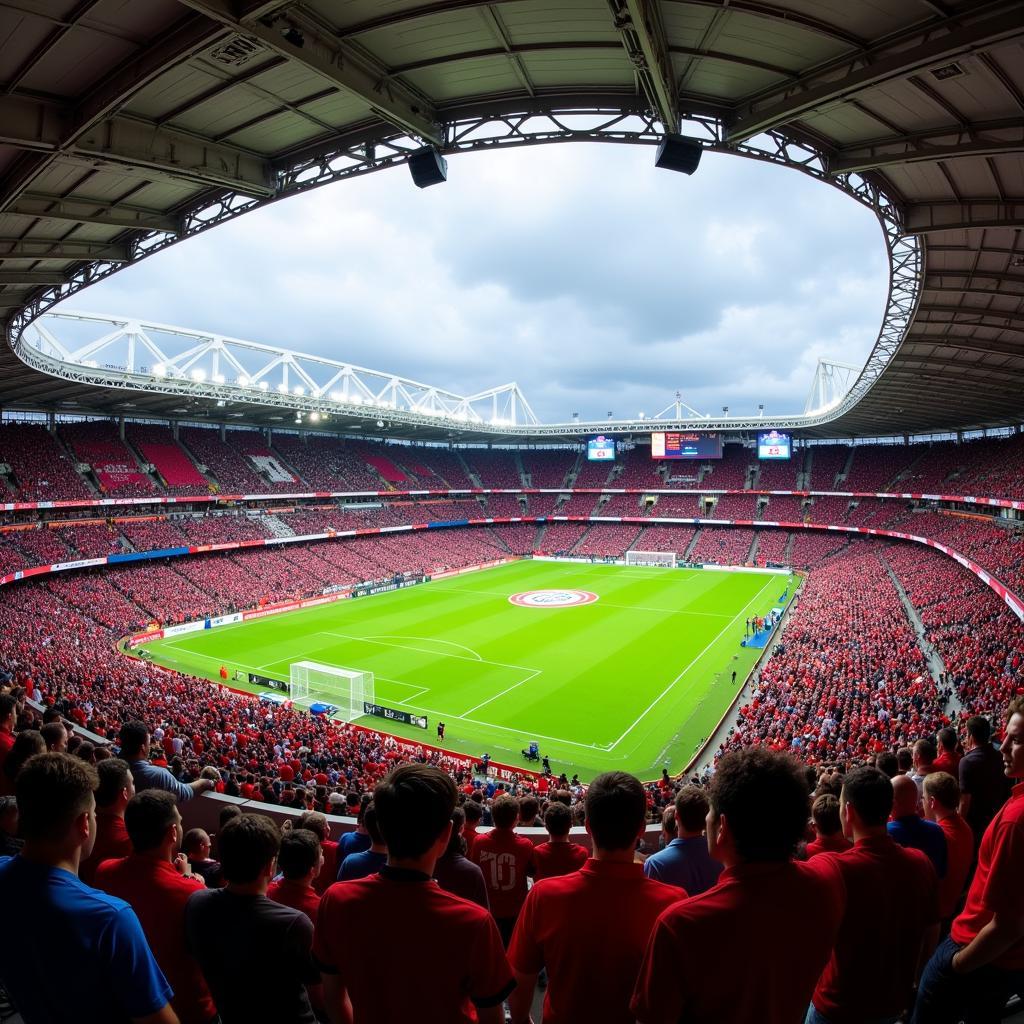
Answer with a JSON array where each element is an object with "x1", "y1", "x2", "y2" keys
[
  {"x1": 654, "y1": 135, "x2": 703, "y2": 175},
  {"x1": 408, "y1": 146, "x2": 448, "y2": 189}
]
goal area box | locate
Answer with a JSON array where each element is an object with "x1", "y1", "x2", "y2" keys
[
  {"x1": 289, "y1": 661, "x2": 374, "y2": 723},
  {"x1": 626, "y1": 550, "x2": 677, "y2": 568}
]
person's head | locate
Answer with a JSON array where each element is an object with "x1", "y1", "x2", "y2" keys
[
  {"x1": 0, "y1": 795, "x2": 18, "y2": 835},
  {"x1": 891, "y1": 774, "x2": 919, "y2": 818},
  {"x1": 1001, "y1": 697, "x2": 1024, "y2": 780},
  {"x1": 660, "y1": 806, "x2": 676, "y2": 842},
  {"x1": 182, "y1": 828, "x2": 212, "y2": 860},
  {"x1": 896, "y1": 747, "x2": 913, "y2": 773},
  {"x1": 922, "y1": 772, "x2": 960, "y2": 821},
  {"x1": 124, "y1": 790, "x2": 181, "y2": 856},
  {"x1": 4, "y1": 730, "x2": 45, "y2": 782},
  {"x1": 584, "y1": 771, "x2": 647, "y2": 853},
  {"x1": 874, "y1": 751, "x2": 898, "y2": 778},
  {"x1": 810, "y1": 794, "x2": 842, "y2": 837},
  {"x1": 519, "y1": 795, "x2": 539, "y2": 824},
  {"x1": 218, "y1": 804, "x2": 242, "y2": 830},
  {"x1": 912, "y1": 738, "x2": 936, "y2": 772},
  {"x1": 373, "y1": 764, "x2": 456, "y2": 862},
  {"x1": 706, "y1": 749, "x2": 808, "y2": 865},
  {"x1": 490, "y1": 794, "x2": 519, "y2": 830},
  {"x1": 295, "y1": 810, "x2": 329, "y2": 843},
  {"x1": 965, "y1": 715, "x2": 991, "y2": 750},
  {"x1": 544, "y1": 801, "x2": 572, "y2": 840},
  {"x1": 937, "y1": 727, "x2": 957, "y2": 754},
  {"x1": 674, "y1": 786, "x2": 710, "y2": 838},
  {"x1": 40, "y1": 721, "x2": 68, "y2": 753},
  {"x1": 118, "y1": 721, "x2": 150, "y2": 760},
  {"x1": 277, "y1": 828, "x2": 323, "y2": 882},
  {"x1": 362, "y1": 801, "x2": 384, "y2": 847},
  {"x1": 462, "y1": 800, "x2": 482, "y2": 828},
  {"x1": 218, "y1": 814, "x2": 281, "y2": 886},
  {"x1": 840, "y1": 766, "x2": 894, "y2": 836},
  {"x1": 0, "y1": 693, "x2": 16, "y2": 730},
  {"x1": 94, "y1": 758, "x2": 134, "y2": 813},
  {"x1": 15, "y1": 753, "x2": 98, "y2": 858},
  {"x1": 444, "y1": 806, "x2": 466, "y2": 857}
]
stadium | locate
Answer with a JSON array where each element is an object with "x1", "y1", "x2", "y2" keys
[{"x1": 0, "y1": 2, "x2": 1023, "y2": 1023}]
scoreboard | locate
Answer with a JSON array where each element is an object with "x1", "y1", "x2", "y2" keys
[
  {"x1": 587, "y1": 436, "x2": 616, "y2": 461},
  {"x1": 650, "y1": 431, "x2": 723, "y2": 460},
  {"x1": 757, "y1": 430, "x2": 792, "y2": 460}
]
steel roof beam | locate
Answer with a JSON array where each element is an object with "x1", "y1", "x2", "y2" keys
[
  {"x1": 830, "y1": 136, "x2": 1024, "y2": 174},
  {"x1": 727, "y1": 8, "x2": 1023, "y2": 144},
  {"x1": 0, "y1": 271, "x2": 68, "y2": 285},
  {"x1": 5, "y1": 194, "x2": 180, "y2": 233},
  {"x1": 607, "y1": 0, "x2": 679, "y2": 131},
  {"x1": 902, "y1": 335, "x2": 1024, "y2": 358},
  {"x1": 903, "y1": 200, "x2": 1024, "y2": 234},
  {"x1": 176, "y1": 0, "x2": 443, "y2": 143},
  {"x1": 0, "y1": 239, "x2": 132, "y2": 262}
]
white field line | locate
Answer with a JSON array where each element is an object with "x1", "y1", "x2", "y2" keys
[
  {"x1": 606, "y1": 575, "x2": 778, "y2": 752},
  {"x1": 460, "y1": 669, "x2": 542, "y2": 717},
  {"x1": 361, "y1": 634, "x2": 484, "y2": 661},
  {"x1": 319, "y1": 631, "x2": 532, "y2": 674}
]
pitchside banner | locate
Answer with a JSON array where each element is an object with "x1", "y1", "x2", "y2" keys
[{"x1": 363, "y1": 702, "x2": 428, "y2": 729}]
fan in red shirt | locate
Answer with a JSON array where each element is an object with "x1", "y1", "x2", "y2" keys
[
  {"x1": 922, "y1": 772, "x2": 974, "y2": 925},
  {"x1": 508, "y1": 771, "x2": 686, "y2": 1024},
  {"x1": 531, "y1": 802, "x2": 588, "y2": 880},
  {"x1": 0, "y1": 695, "x2": 15, "y2": 778},
  {"x1": 913, "y1": 698, "x2": 1024, "y2": 1023},
  {"x1": 314, "y1": 764, "x2": 513, "y2": 1024},
  {"x1": 292, "y1": 811, "x2": 338, "y2": 895},
  {"x1": 632, "y1": 748, "x2": 846, "y2": 1024},
  {"x1": 932, "y1": 727, "x2": 962, "y2": 777},
  {"x1": 79, "y1": 758, "x2": 135, "y2": 885},
  {"x1": 804, "y1": 794, "x2": 853, "y2": 859},
  {"x1": 94, "y1": 790, "x2": 216, "y2": 1024},
  {"x1": 462, "y1": 799, "x2": 483, "y2": 857},
  {"x1": 470, "y1": 794, "x2": 536, "y2": 946}
]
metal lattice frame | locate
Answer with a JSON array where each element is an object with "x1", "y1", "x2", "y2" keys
[{"x1": 6, "y1": 106, "x2": 923, "y2": 435}]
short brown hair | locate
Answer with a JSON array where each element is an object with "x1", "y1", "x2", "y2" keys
[
  {"x1": 585, "y1": 772, "x2": 646, "y2": 852},
  {"x1": 218, "y1": 814, "x2": 280, "y2": 883},
  {"x1": 674, "y1": 786, "x2": 710, "y2": 834},
  {"x1": 1007, "y1": 696, "x2": 1024, "y2": 722},
  {"x1": 94, "y1": 758, "x2": 132, "y2": 809},
  {"x1": 374, "y1": 764, "x2": 456, "y2": 859},
  {"x1": 125, "y1": 791, "x2": 179, "y2": 853},
  {"x1": 924, "y1": 771, "x2": 960, "y2": 811},
  {"x1": 544, "y1": 801, "x2": 572, "y2": 838},
  {"x1": 490, "y1": 795, "x2": 519, "y2": 829},
  {"x1": 811, "y1": 794, "x2": 841, "y2": 836},
  {"x1": 278, "y1": 828, "x2": 321, "y2": 880},
  {"x1": 16, "y1": 752, "x2": 97, "y2": 842},
  {"x1": 519, "y1": 795, "x2": 539, "y2": 823}
]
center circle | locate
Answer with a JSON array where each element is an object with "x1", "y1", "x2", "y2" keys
[{"x1": 508, "y1": 589, "x2": 599, "y2": 608}]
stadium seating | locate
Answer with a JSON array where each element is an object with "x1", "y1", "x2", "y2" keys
[
  {"x1": 60, "y1": 421, "x2": 156, "y2": 497},
  {"x1": 521, "y1": 449, "x2": 576, "y2": 488},
  {"x1": 698, "y1": 444, "x2": 751, "y2": 489},
  {"x1": 804, "y1": 445, "x2": 850, "y2": 489},
  {"x1": 125, "y1": 424, "x2": 210, "y2": 495},
  {"x1": 0, "y1": 422, "x2": 92, "y2": 501}
]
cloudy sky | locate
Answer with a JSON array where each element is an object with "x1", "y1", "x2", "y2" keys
[{"x1": 59, "y1": 143, "x2": 889, "y2": 423}]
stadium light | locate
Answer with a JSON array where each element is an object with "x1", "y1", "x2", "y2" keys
[
  {"x1": 277, "y1": 383, "x2": 288, "y2": 393},
  {"x1": 258, "y1": 381, "x2": 269, "y2": 392},
  {"x1": 293, "y1": 386, "x2": 304, "y2": 396},
  {"x1": 722, "y1": 406, "x2": 729, "y2": 415},
  {"x1": 213, "y1": 373, "x2": 225, "y2": 384},
  {"x1": 237, "y1": 375, "x2": 249, "y2": 387},
  {"x1": 191, "y1": 369, "x2": 206, "y2": 382},
  {"x1": 153, "y1": 363, "x2": 166, "y2": 377}
]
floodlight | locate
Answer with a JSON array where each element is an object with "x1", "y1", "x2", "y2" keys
[
  {"x1": 293, "y1": 386, "x2": 304, "y2": 396},
  {"x1": 153, "y1": 364, "x2": 166, "y2": 377},
  {"x1": 213, "y1": 373, "x2": 225, "y2": 384},
  {"x1": 277, "y1": 383, "x2": 288, "y2": 393},
  {"x1": 376, "y1": 419, "x2": 385, "y2": 428},
  {"x1": 238, "y1": 375, "x2": 249, "y2": 387},
  {"x1": 258, "y1": 381, "x2": 269, "y2": 391},
  {"x1": 191, "y1": 369, "x2": 206, "y2": 382}
]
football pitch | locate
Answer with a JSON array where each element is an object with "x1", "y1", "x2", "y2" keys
[{"x1": 137, "y1": 560, "x2": 791, "y2": 779}]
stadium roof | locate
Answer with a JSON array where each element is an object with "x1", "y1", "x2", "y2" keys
[{"x1": 0, "y1": 0, "x2": 1022, "y2": 440}]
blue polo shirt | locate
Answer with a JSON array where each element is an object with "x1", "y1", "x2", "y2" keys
[
  {"x1": 643, "y1": 836, "x2": 723, "y2": 895},
  {"x1": 0, "y1": 856, "x2": 172, "y2": 1023},
  {"x1": 338, "y1": 849, "x2": 388, "y2": 881},
  {"x1": 887, "y1": 815, "x2": 948, "y2": 879},
  {"x1": 129, "y1": 759, "x2": 193, "y2": 802}
]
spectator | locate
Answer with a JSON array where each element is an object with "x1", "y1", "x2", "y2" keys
[
  {"x1": 643, "y1": 785, "x2": 723, "y2": 893},
  {"x1": 294, "y1": 811, "x2": 338, "y2": 894},
  {"x1": 959, "y1": 714, "x2": 1010, "y2": 846},
  {"x1": 40, "y1": 720, "x2": 68, "y2": 753},
  {"x1": 462, "y1": 798, "x2": 483, "y2": 856},
  {"x1": 933, "y1": 727, "x2": 961, "y2": 776},
  {"x1": 470, "y1": 793, "x2": 536, "y2": 946},
  {"x1": 632, "y1": 748, "x2": 845, "y2": 1024},
  {"x1": 337, "y1": 801, "x2": 387, "y2": 881},
  {"x1": 119, "y1": 721, "x2": 214, "y2": 804},
  {"x1": 96, "y1": 791, "x2": 215, "y2": 1024},
  {"x1": 182, "y1": 829, "x2": 223, "y2": 888},
  {"x1": 805, "y1": 794, "x2": 852, "y2": 859},
  {"x1": 922, "y1": 772, "x2": 974, "y2": 927},
  {"x1": 913, "y1": 697, "x2": 1024, "y2": 1023},
  {"x1": 518, "y1": 795, "x2": 542, "y2": 828},
  {"x1": 0, "y1": 794, "x2": 21, "y2": 857},
  {"x1": 434, "y1": 806, "x2": 489, "y2": 908},
  {"x1": 0, "y1": 694, "x2": 15, "y2": 774},
  {"x1": 0, "y1": 729, "x2": 44, "y2": 796},
  {"x1": 314, "y1": 764, "x2": 513, "y2": 1023},
  {"x1": 80, "y1": 757, "x2": 135, "y2": 885},
  {"x1": 911, "y1": 738, "x2": 938, "y2": 801},
  {"x1": 532, "y1": 802, "x2": 588, "y2": 881},
  {"x1": 268, "y1": 828, "x2": 323, "y2": 922},
  {"x1": 186, "y1": 813, "x2": 319, "y2": 1023},
  {"x1": 508, "y1": 771, "x2": 686, "y2": 1024},
  {"x1": 808, "y1": 766, "x2": 939, "y2": 1024},
  {"x1": 888, "y1": 774, "x2": 948, "y2": 877},
  {"x1": 335, "y1": 797, "x2": 370, "y2": 861},
  {"x1": 0, "y1": 753, "x2": 175, "y2": 1023}
]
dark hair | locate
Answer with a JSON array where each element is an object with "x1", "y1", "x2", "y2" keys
[
  {"x1": 219, "y1": 805, "x2": 242, "y2": 828},
  {"x1": 709, "y1": 749, "x2": 808, "y2": 862},
  {"x1": 896, "y1": 747, "x2": 913, "y2": 772},
  {"x1": 585, "y1": 772, "x2": 646, "y2": 852},
  {"x1": 373, "y1": 764, "x2": 456, "y2": 860},
  {"x1": 95, "y1": 758, "x2": 132, "y2": 809},
  {"x1": 937, "y1": 727, "x2": 957, "y2": 752},
  {"x1": 811, "y1": 794, "x2": 842, "y2": 836},
  {"x1": 874, "y1": 752, "x2": 898, "y2": 778},
  {"x1": 218, "y1": 814, "x2": 280, "y2": 884},
  {"x1": 40, "y1": 722, "x2": 66, "y2": 750},
  {"x1": 462, "y1": 800, "x2": 482, "y2": 825},
  {"x1": 124, "y1": 791, "x2": 179, "y2": 853},
  {"x1": 1007, "y1": 696, "x2": 1024, "y2": 722},
  {"x1": 362, "y1": 801, "x2": 383, "y2": 845},
  {"x1": 118, "y1": 721, "x2": 149, "y2": 758},
  {"x1": 295, "y1": 811, "x2": 328, "y2": 843},
  {"x1": 278, "y1": 828, "x2": 321, "y2": 880},
  {"x1": 3, "y1": 730, "x2": 45, "y2": 784},
  {"x1": 0, "y1": 693, "x2": 15, "y2": 724},
  {"x1": 966, "y1": 715, "x2": 991, "y2": 744},
  {"x1": 444, "y1": 806, "x2": 466, "y2": 857},
  {"x1": 182, "y1": 828, "x2": 209, "y2": 856},
  {"x1": 841, "y1": 766, "x2": 894, "y2": 828},
  {"x1": 544, "y1": 801, "x2": 572, "y2": 838},
  {"x1": 490, "y1": 794, "x2": 519, "y2": 829},
  {"x1": 923, "y1": 771, "x2": 959, "y2": 811},
  {"x1": 913, "y1": 738, "x2": 936, "y2": 766},
  {"x1": 16, "y1": 752, "x2": 98, "y2": 842},
  {"x1": 519, "y1": 795, "x2": 539, "y2": 823},
  {"x1": 674, "y1": 785, "x2": 710, "y2": 834}
]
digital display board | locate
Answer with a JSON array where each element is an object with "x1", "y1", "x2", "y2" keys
[
  {"x1": 650, "y1": 431, "x2": 723, "y2": 460},
  {"x1": 587, "y1": 436, "x2": 616, "y2": 462},
  {"x1": 757, "y1": 430, "x2": 792, "y2": 461}
]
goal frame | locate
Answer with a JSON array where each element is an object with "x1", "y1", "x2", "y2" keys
[
  {"x1": 626, "y1": 550, "x2": 677, "y2": 568},
  {"x1": 289, "y1": 661, "x2": 374, "y2": 723}
]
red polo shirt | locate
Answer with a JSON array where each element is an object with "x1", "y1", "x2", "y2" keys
[
  {"x1": 936, "y1": 813, "x2": 974, "y2": 920},
  {"x1": 79, "y1": 812, "x2": 132, "y2": 885},
  {"x1": 268, "y1": 878, "x2": 322, "y2": 924},
  {"x1": 509, "y1": 859, "x2": 686, "y2": 1024},
  {"x1": 0, "y1": 725, "x2": 14, "y2": 774},
  {"x1": 805, "y1": 833, "x2": 852, "y2": 859},
  {"x1": 95, "y1": 855, "x2": 215, "y2": 1024},
  {"x1": 952, "y1": 780, "x2": 1024, "y2": 967},
  {"x1": 313, "y1": 840, "x2": 338, "y2": 896},
  {"x1": 631, "y1": 859, "x2": 845, "y2": 1024},
  {"x1": 933, "y1": 751, "x2": 961, "y2": 776},
  {"x1": 314, "y1": 866, "x2": 513, "y2": 1023},
  {"x1": 532, "y1": 841, "x2": 588, "y2": 880},
  {"x1": 470, "y1": 828, "x2": 536, "y2": 919},
  {"x1": 812, "y1": 835, "x2": 939, "y2": 1023}
]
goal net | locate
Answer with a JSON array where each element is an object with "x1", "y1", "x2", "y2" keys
[
  {"x1": 289, "y1": 661, "x2": 374, "y2": 723},
  {"x1": 626, "y1": 550, "x2": 677, "y2": 568}
]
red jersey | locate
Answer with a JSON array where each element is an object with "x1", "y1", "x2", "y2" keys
[
  {"x1": 510, "y1": 859, "x2": 686, "y2": 1024},
  {"x1": 0, "y1": 726, "x2": 13, "y2": 776},
  {"x1": 470, "y1": 828, "x2": 536, "y2": 919},
  {"x1": 952, "y1": 780, "x2": 1024, "y2": 967},
  {"x1": 314, "y1": 840, "x2": 338, "y2": 896},
  {"x1": 531, "y1": 841, "x2": 588, "y2": 880},
  {"x1": 936, "y1": 813, "x2": 974, "y2": 920},
  {"x1": 812, "y1": 836, "x2": 939, "y2": 1023},
  {"x1": 268, "y1": 878, "x2": 322, "y2": 924},
  {"x1": 314, "y1": 866, "x2": 513, "y2": 1023},
  {"x1": 805, "y1": 833, "x2": 852, "y2": 859},
  {"x1": 933, "y1": 751, "x2": 961, "y2": 776},
  {"x1": 632, "y1": 859, "x2": 845, "y2": 1024},
  {"x1": 80, "y1": 812, "x2": 132, "y2": 885},
  {"x1": 95, "y1": 855, "x2": 215, "y2": 1024}
]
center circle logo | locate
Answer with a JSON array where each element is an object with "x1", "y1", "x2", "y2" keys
[{"x1": 508, "y1": 589, "x2": 599, "y2": 608}]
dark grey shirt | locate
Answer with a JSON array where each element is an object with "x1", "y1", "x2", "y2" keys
[{"x1": 960, "y1": 743, "x2": 1010, "y2": 841}]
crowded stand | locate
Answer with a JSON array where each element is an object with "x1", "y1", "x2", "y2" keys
[
  {"x1": 788, "y1": 530, "x2": 853, "y2": 569},
  {"x1": 489, "y1": 523, "x2": 538, "y2": 555},
  {"x1": 630, "y1": 524, "x2": 697, "y2": 554},
  {"x1": 125, "y1": 423, "x2": 211, "y2": 495},
  {"x1": 598, "y1": 493, "x2": 647, "y2": 517},
  {"x1": 805, "y1": 496, "x2": 852, "y2": 524},
  {"x1": 804, "y1": 444, "x2": 850, "y2": 489},
  {"x1": 613, "y1": 446, "x2": 665, "y2": 488},
  {"x1": 571, "y1": 451, "x2": 616, "y2": 487},
  {"x1": 753, "y1": 527, "x2": 790, "y2": 566},
  {"x1": 696, "y1": 443, "x2": 751, "y2": 489},
  {"x1": 521, "y1": 449, "x2": 575, "y2": 488},
  {"x1": 462, "y1": 449, "x2": 524, "y2": 489},
  {"x1": 689, "y1": 526, "x2": 755, "y2": 565},
  {"x1": 536, "y1": 521, "x2": 590, "y2": 554},
  {"x1": 762, "y1": 494, "x2": 806, "y2": 521},
  {"x1": 59, "y1": 421, "x2": 157, "y2": 497},
  {"x1": 711, "y1": 493, "x2": 761, "y2": 519},
  {"x1": 649, "y1": 492, "x2": 703, "y2": 517},
  {"x1": 575, "y1": 523, "x2": 644, "y2": 557},
  {"x1": 0, "y1": 422, "x2": 92, "y2": 501},
  {"x1": 754, "y1": 453, "x2": 802, "y2": 489},
  {"x1": 178, "y1": 427, "x2": 283, "y2": 494},
  {"x1": 840, "y1": 442, "x2": 918, "y2": 492},
  {"x1": 484, "y1": 493, "x2": 527, "y2": 518}
]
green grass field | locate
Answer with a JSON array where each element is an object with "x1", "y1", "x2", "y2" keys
[{"x1": 137, "y1": 560, "x2": 790, "y2": 779}]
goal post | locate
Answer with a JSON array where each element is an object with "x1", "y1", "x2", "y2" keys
[
  {"x1": 626, "y1": 550, "x2": 677, "y2": 568},
  {"x1": 289, "y1": 661, "x2": 374, "y2": 723}
]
